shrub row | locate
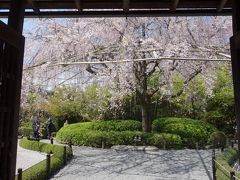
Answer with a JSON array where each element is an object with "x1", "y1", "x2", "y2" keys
[
  {"x1": 63, "y1": 120, "x2": 142, "y2": 132},
  {"x1": 56, "y1": 118, "x2": 218, "y2": 149},
  {"x1": 18, "y1": 127, "x2": 32, "y2": 137},
  {"x1": 18, "y1": 138, "x2": 73, "y2": 180},
  {"x1": 152, "y1": 117, "x2": 217, "y2": 147},
  {"x1": 216, "y1": 148, "x2": 240, "y2": 180},
  {"x1": 56, "y1": 121, "x2": 182, "y2": 149}
]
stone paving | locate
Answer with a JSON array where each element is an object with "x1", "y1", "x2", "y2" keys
[{"x1": 51, "y1": 146, "x2": 213, "y2": 180}]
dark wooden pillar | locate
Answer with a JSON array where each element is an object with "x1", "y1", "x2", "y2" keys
[
  {"x1": 8, "y1": 0, "x2": 25, "y2": 179},
  {"x1": 231, "y1": 0, "x2": 240, "y2": 151},
  {"x1": 0, "y1": 0, "x2": 25, "y2": 179}
]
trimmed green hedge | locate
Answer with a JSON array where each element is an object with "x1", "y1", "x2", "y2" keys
[
  {"x1": 18, "y1": 138, "x2": 73, "y2": 180},
  {"x1": 56, "y1": 118, "x2": 217, "y2": 149},
  {"x1": 63, "y1": 120, "x2": 142, "y2": 132},
  {"x1": 216, "y1": 148, "x2": 240, "y2": 180},
  {"x1": 152, "y1": 117, "x2": 217, "y2": 147},
  {"x1": 19, "y1": 127, "x2": 32, "y2": 137},
  {"x1": 56, "y1": 120, "x2": 183, "y2": 149},
  {"x1": 146, "y1": 133, "x2": 182, "y2": 149}
]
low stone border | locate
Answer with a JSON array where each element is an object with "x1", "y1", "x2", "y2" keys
[{"x1": 111, "y1": 145, "x2": 159, "y2": 152}]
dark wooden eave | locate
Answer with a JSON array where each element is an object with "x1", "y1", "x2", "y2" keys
[{"x1": 0, "y1": 0, "x2": 233, "y2": 17}]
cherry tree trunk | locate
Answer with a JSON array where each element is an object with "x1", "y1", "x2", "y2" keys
[{"x1": 141, "y1": 103, "x2": 152, "y2": 132}]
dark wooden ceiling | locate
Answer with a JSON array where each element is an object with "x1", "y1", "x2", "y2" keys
[{"x1": 0, "y1": 0, "x2": 233, "y2": 17}]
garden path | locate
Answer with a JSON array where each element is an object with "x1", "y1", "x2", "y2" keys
[
  {"x1": 15, "y1": 141, "x2": 46, "y2": 174},
  {"x1": 51, "y1": 146, "x2": 213, "y2": 180}
]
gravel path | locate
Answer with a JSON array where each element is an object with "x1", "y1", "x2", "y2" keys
[
  {"x1": 51, "y1": 147, "x2": 213, "y2": 180},
  {"x1": 16, "y1": 142, "x2": 46, "y2": 174}
]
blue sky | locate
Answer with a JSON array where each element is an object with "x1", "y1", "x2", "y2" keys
[{"x1": 0, "y1": 18, "x2": 35, "y2": 32}]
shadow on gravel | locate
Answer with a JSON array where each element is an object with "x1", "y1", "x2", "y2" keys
[
  {"x1": 51, "y1": 147, "x2": 212, "y2": 180},
  {"x1": 196, "y1": 149, "x2": 212, "y2": 180}
]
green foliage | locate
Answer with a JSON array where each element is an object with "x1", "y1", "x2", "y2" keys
[
  {"x1": 58, "y1": 120, "x2": 142, "y2": 131},
  {"x1": 87, "y1": 120, "x2": 142, "y2": 131},
  {"x1": 18, "y1": 127, "x2": 32, "y2": 137},
  {"x1": 152, "y1": 117, "x2": 216, "y2": 147},
  {"x1": 208, "y1": 131, "x2": 227, "y2": 148},
  {"x1": 168, "y1": 75, "x2": 207, "y2": 119},
  {"x1": 105, "y1": 94, "x2": 142, "y2": 121},
  {"x1": 42, "y1": 86, "x2": 83, "y2": 129},
  {"x1": 56, "y1": 120, "x2": 183, "y2": 149},
  {"x1": 147, "y1": 71, "x2": 162, "y2": 90},
  {"x1": 81, "y1": 84, "x2": 112, "y2": 120},
  {"x1": 18, "y1": 138, "x2": 72, "y2": 180},
  {"x1": 20, "y1": 89, "x2": 48, "y2": 128},
  {"x1": 216, "y1": 148, "x2": 240, "y2": 180},
  {"x1": 206, "y1": 67, "x2": 235, "y2": 134},
  {"x1": 146, "y1": 133, "x2": 182, "y2": 149},
  {"x1": 42, "y1": 84, "x2": 111, "y2": 130},
  {"x1": 39, "y1": 120, "x2": 48, "y2": 139}
]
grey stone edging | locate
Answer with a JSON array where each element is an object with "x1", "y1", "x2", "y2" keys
[{"x1": 111, "y1": 145, "x2": 159, "y2": 152}]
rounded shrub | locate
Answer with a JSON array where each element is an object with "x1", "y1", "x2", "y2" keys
[
  {"x1": 91, "y1": 120, "x2": 142, "y2": 131},
  {"x1": 59, "y1": 120, "x2": 142, "y2": 132},
  {"x1": 56, "y1": 120, "x2": 183, "y2": 149},
  {"x1": 208, "y1": 131, "x2": 227, "y2": 148},
  {"x1": 152, "y1": 117, "x2": 217, "y2": 147}
]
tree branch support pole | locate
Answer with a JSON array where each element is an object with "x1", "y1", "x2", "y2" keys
[
  {"x1": 231, "y1": 0, "x2": 240, "y2": 154},
  {"x1": 212, "y1": 149, "x2": 216, "y2": 180}
]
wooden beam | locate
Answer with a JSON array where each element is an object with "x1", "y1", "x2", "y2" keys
[
  {"x1": 0, "y1": 0, "x2": 233, "y2": 11},
  {"x1": 123, "y1": 0, "x2": 130, "y2": 13},
  {"x1": 0, "y1": 9, "x2": 232, "y2": 18},
  {"x1": 217, "y1": 0, "x2": 228, "y2": 12},
  {"x1": 234, "y1": 31, "x2": 240, "y2": 48},
  {"x1": 27, "y1": 0, "x2": 40, "y2": 14},
  {"x1": 75, "y1": 0, "x2": 82, "y2": 12},
  {"x1": 170, "y1": 0, "x2": 179, "y2": 12}
]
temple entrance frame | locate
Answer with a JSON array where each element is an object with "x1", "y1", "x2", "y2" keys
[{"x1": 0, "y1": 0, "x2": 239, "y2": 179}]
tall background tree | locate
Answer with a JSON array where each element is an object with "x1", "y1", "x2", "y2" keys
[{"x1": 21, "y1": 16, "x2": 232, "y2": 132}]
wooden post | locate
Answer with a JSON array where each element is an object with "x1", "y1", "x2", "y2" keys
[
  {"x1": 46, "y1": 154, "x2": 51, "y2": 177},
  {"x1": 17, "y1": 168, "x2": 22, "y2": 180},
  {"x1": 230, "y1": 171, "x2": 235, "y2": 180},
  {"x1": 232, "y1": 141, "x2": 234, "y2": 148},
  {"x1": 64, "y1": 146, "x2": 67, "y2": 165},
  {"x1": 102, "y1": 141, "x2": 105, "y2": 149},
  {"x1": 212, "y1": 149, "x2": 216, "y2": 180},
  {"x1": 221, "y1": 146, "x2": 224, "y2": 152},
  {"x1": 163, "y1": 140, "x2": 166, "y2": 150},
  {"x1": 68, "y1": 140, "x2": 72, "y2": 148},
  {"x1": 196, "y1": 142, "x2": 199, "y2": 150},
  {"x1": 0, "y1": 1, "x2": 25, "y2": 180},
  {"x1": 50, "y1": 138, "x2": 53, "y2": 144},
  {"x1": 231, "y1": 0, "x2": 240, "y2": 154}
]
